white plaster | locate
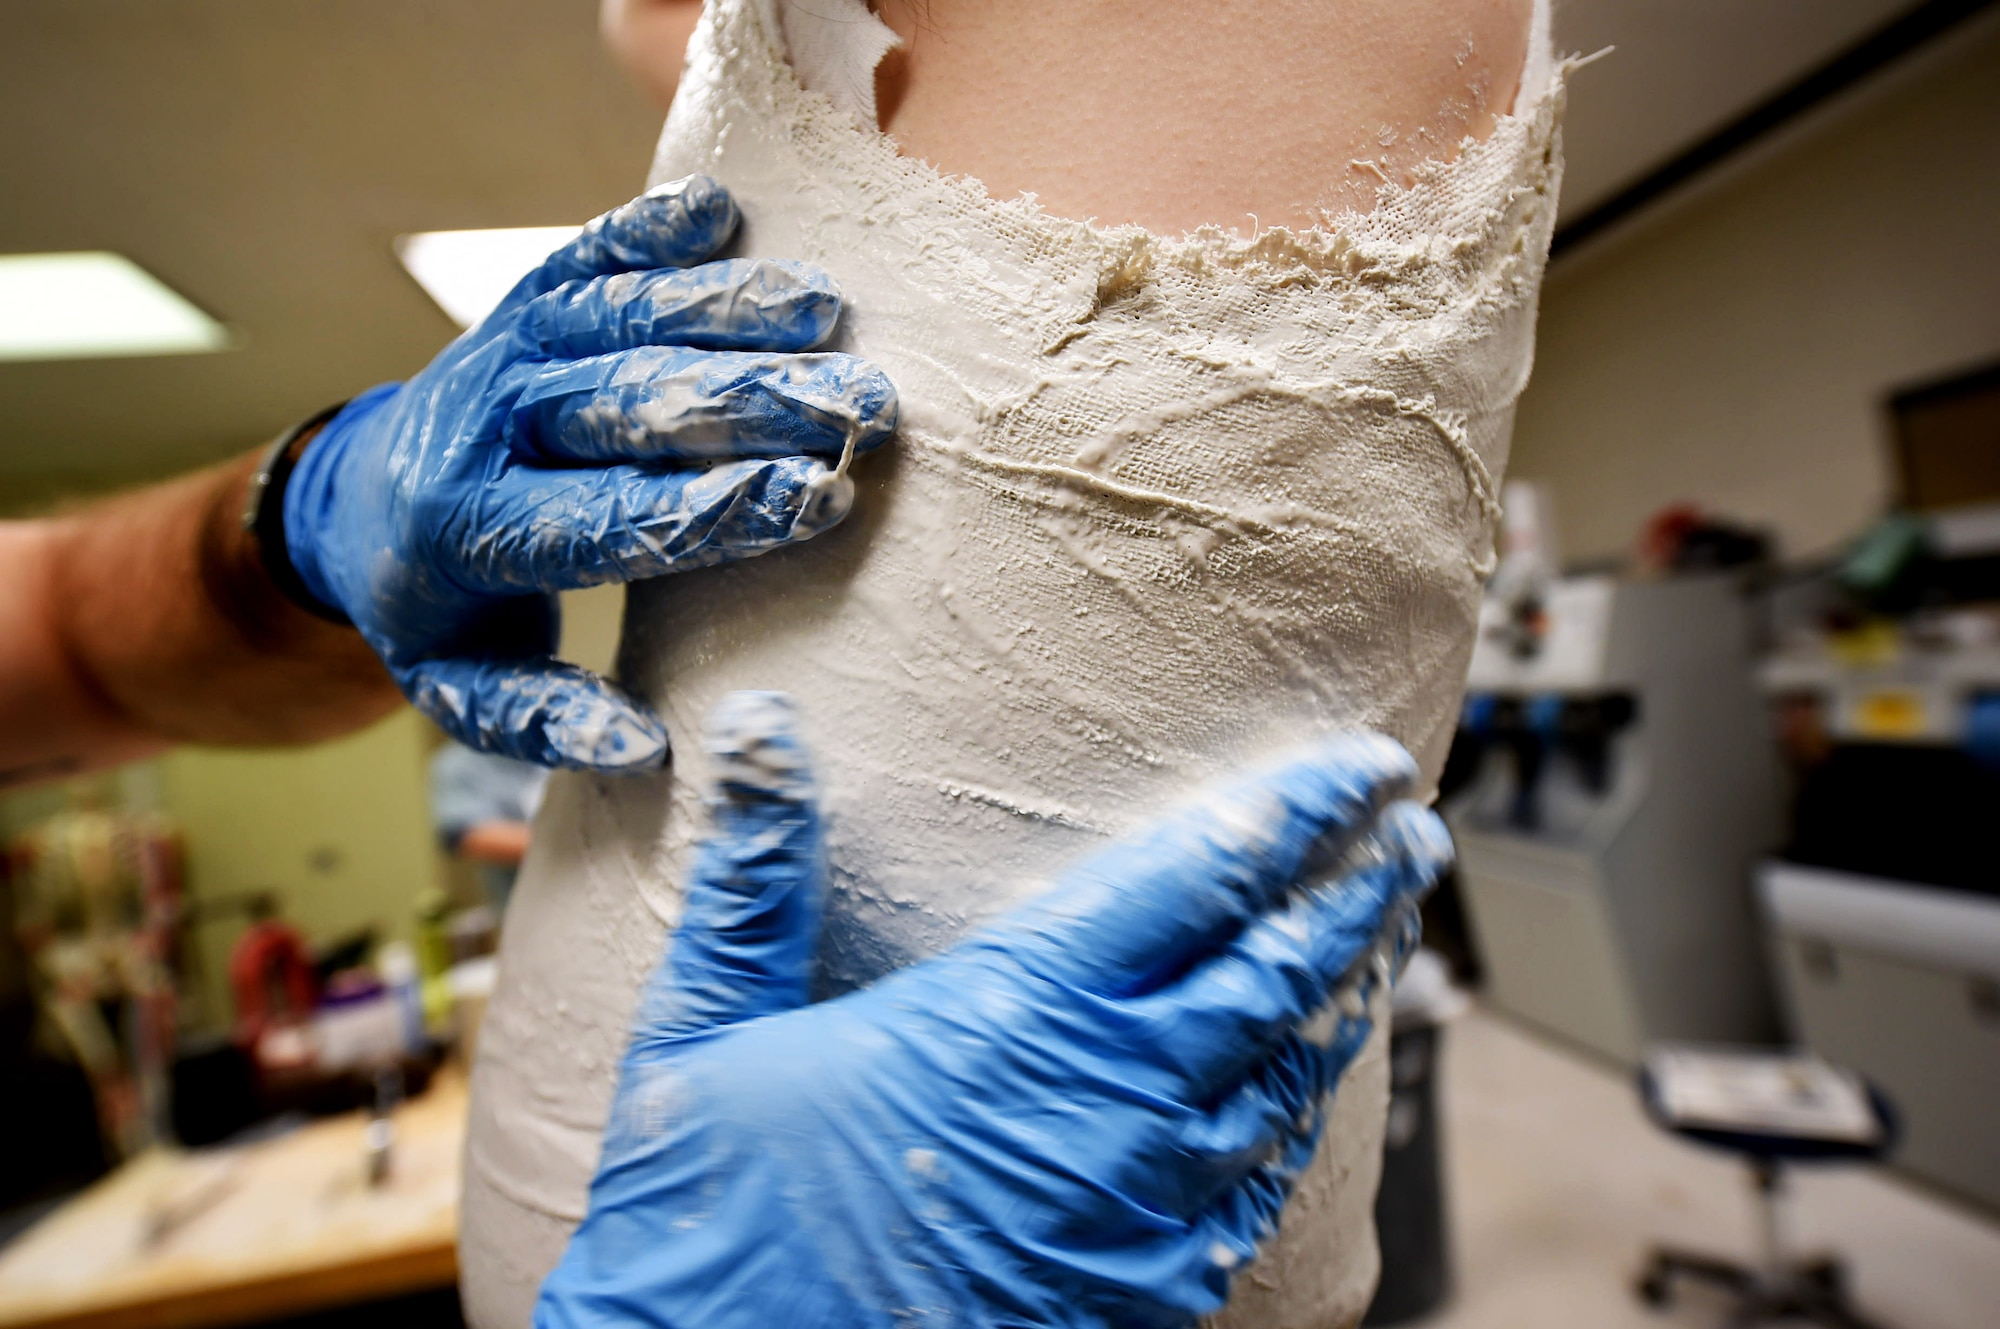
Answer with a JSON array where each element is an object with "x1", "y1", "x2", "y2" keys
[{"x1": 462, "y1": 1, "x2": 1567, "y2": 1324}]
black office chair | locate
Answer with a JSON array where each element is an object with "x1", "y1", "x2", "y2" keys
[{"x1": 1634, "y1": 1048, "x2": 1897, "y2": 1329}]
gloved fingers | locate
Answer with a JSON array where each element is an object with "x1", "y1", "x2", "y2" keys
[
  {"x1": 1189, "y1": 1109, "x2": 1326, "y2": 1290},
  {"x1": 1150, "y1": 1092, "x2": 1327, "y2": 1313},
  {"x1": 500, "y1": 346, "x2": 898, "y2": 467},
  {"x1": 498, "y1": 175, "x2": 739, "y2": 312},
  {"x1": 1135, "y1": 1033, "x2": 1329, "y2": 1219},
  {"x1": 1132, "y1": 801, "x2": 1449, "y2": 1096},
  {"x1": 514, "y1": 259, "x2": 845, "y2": 359},
  {"x1": 631, "y1": 692, "x2": 826, "y2": 1044},
  {"x1": 400, "y1": 655, "x2": 668, "y2": 772},
  {"x1": 986, "y1": 735, "x2": 1417, "y2": 996},
  {"x1": 450, "y1": 455, "x2": 860, "y2": 596}
]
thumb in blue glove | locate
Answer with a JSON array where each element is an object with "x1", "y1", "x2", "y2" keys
[
  {"x1": 536, "y1": 694, "x2": 1453, "y2": 1329},
  {"x1": 282, "y1": 176, "x2": 897, "y2": 771}
]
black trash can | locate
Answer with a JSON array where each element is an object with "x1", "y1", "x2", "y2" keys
[{"x1": 1364, "y1": 951, "x2": 1463, "y2": 1325}]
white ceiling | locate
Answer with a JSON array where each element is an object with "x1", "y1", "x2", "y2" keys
[
  {"x1": 1553, "y1": 0, "x2": 1925, "y2": 219},
  {"x1": 0, "y1": 0, "x2": 661, "y2": 504},
  {"x1": 0, "y1": 0, "x2": 1944, "y2": 502}
]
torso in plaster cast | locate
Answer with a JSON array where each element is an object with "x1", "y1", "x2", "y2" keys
[{"x1": 460, "y1": 3, "x2": 1565, "y2": 1326}]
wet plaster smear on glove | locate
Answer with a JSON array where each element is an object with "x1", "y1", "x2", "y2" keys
[{"x1": 463, "y1": 1, "x2": 1566, "y2": 1324}]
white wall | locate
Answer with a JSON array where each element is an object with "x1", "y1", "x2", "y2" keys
[{"x1": 1511, "y1": 21, "x2": 2000, "y2": 566}]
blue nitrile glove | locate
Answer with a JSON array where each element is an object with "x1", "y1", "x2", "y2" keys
[
  {"x1": 536, "y1": 693, "x2": 1452, "y2": 1329},
  {"x1": 282, "y1": 176, "x2": 897, "y2": 771}
]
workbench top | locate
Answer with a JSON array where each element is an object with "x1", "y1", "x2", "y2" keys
[{"x1": 0, "y1": 1068, "x2": 465, "y2": 1329}]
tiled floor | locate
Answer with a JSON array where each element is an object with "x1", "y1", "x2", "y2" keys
[{"x1": 1417, "y1": 1008, "x2": 2000, "y2": 1329}]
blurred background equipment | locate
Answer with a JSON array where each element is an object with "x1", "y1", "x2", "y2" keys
[
  {"x1": 5, "y1": 785, "x2": 185, "y2": 1165},
  {"x1": 1634, "y1": 1045, "x2": 1898, "y2": 1328},
  {"x1": 1445, "y1": 485, "x2": 1784, "y2": 1063},
  {"x1": 0, "y1": 758, "x2": 498, "y2": 1328},
  {"x1": 1748, "y1": 356, "x2": 2000, "y2": 1217},
  {"x1": 1365, "y1": 951, "x2": 1472, "y2": 1326},
  {"x1": 0, "y1": 712, "x2": 532, "y2": 1326},
  {"x1": 1757, "y1": 863, "x2": 2000, "y2": 1214},
  {"x1": 0, "y1": 1063, "x2": 467, "y2": 1329}
]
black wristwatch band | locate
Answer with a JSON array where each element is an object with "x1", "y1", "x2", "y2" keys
[{"x1": 241, "y1": 401, "x2": 353, "y2": 626}]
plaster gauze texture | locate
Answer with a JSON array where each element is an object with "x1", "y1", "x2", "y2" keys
[{"x1": 460, "y1": 2, "x2": 1565, "y2": 1325}]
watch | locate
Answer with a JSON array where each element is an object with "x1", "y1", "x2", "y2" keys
[{"x1": 241, "y1": 401, "x2": 353, "y2": 625}]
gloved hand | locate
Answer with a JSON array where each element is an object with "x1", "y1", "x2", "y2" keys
[
  {"x1": 282, "y1": 176, "x2": 897, "y2": 770},
  {"x1": 536, "y1": 694, "x2": 1452, "y2": 1329}
]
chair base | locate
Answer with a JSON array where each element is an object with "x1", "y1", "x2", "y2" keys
[{"x1": 1636, "y1": 1247, "x2": 1888, "y2": 1328}]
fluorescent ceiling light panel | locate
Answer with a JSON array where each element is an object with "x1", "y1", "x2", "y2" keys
[
  {"x1": 395, "y1": 226, "x2": 583, "y2": 328},
  {"x1": 0, "y1": 252, "x2": 230, "y2": 363}
]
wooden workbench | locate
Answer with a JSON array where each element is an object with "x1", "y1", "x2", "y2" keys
[{"x1": 0, "y1": 1068, "x2": 466, "y2": 1329}]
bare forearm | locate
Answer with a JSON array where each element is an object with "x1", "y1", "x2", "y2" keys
[
  {"x1": 457, "y1": 820, "x2": 534, "y2": 865},
  {"x1": 0, "y1": 448, "x2": 401, "y2": 786}
]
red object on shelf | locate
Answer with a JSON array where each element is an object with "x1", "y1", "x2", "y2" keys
[
  {"x1": 228, "y1": 919, "x2": 318, "y2": 1053},
  {"x1": 1637, "y1": 503, "x2": 1706, "y2": 574}
]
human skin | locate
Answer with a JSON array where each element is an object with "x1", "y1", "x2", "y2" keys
[
  {"x1": 0, "y1": 447, "x2": 400, "y2": 789},
  {"x1": 599, "y1": 0, "x2": 705, "y2": 108},
  {"x1": 458, "y1": 819, "x2": 534, "y2": 865},
  {"x1": 602, "y1": 0, "x2": 1534, "y2": 232}
]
